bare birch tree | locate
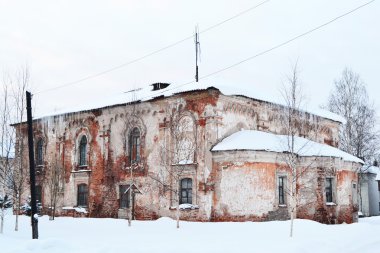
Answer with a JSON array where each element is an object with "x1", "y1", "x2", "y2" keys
[
  {"x1": 279, "y1": 63, "x2": 321, "y2": 237},
  {"x1": 121, "y1": 89, "x2": 141, "y2": 227},
  {"x1": 0, "y1": 77, "x2": 15, "y2": 234},
  {"x1": 327, "y1": 68, "x2": 378, "y2": 214},
  {"x1": 150, "y1": 102, "x2": 196, "y2": 229},
  {"x1": 327, "y1": 68, "x2": 378, "y2": 161}
]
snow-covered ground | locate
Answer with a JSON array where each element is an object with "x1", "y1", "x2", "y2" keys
[{"x1": 1, "y1": 214, "x2": 379, "y2": 253}]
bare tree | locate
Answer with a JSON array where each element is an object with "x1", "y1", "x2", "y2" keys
[
  {"x1": 279, "y1": 63, "x2": 321, "y2": 237},
  {"x1": 327, "y1": 68, "x2": 378, "y2": 215},
  {"x1": 9, "y1": 66, "x2": 30, "y2": 231},
  {"x1": 121, "y1": 89, "x2": 141, "y2": 227},
  {"x1": 0, "y1": 77, "x2": 15, "y2": 234},
  {"x1": 46, "y1": 154, "x2": 64, "y2": 220},
  {"x1": 150, "y1": 101, "x2": 196, "y2": 229},
  {"x1": 327, "y1": 68, "x2": 378, "y2": 161}
]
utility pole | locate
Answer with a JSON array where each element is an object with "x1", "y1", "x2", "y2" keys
[
  {"x1": 26, "y1": 91, "x2": 38, "y2": 239},
  {"x1": 194, "y1": 26, "x2": 201, "y2": 82}
]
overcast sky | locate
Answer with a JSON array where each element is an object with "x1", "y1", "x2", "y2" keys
[{"x1": 0, "y1": 0, "x2": 379, "y2": 117}]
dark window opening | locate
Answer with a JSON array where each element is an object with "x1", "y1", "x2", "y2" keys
[
  {"x1": 35, "y1": 185, "x2": 42, "y2": 204},
  {"x1": 79, "y1": 136, "x2": 87, "y2": 166},
  {"x1": 278, "y1": 176, "x2": 286, "y2": 205},
  {"x1": 36, "y1": 139, "x2": 43, "y2": 166},
  {"x1": 151, "y1": 82, "x2": 170, "y2": 91},
  {"x1": 119, "y1": 185, "x2": 131, "y2": 209},
  {"x1": 326, "y1": 178, "x2": 333, "y2": 203},
  {"x1": 77, "y1": 184, "x2": 88, "y2": 207},
  {"x1": 180, "y1": 178, "x2": 192, "y2": 204},
  {"x1": 378, "y1": 181, "x2": 380, "y2": 191},
  {"x1": 129, "y1": 128, "x2": 141, "y2": 164}
]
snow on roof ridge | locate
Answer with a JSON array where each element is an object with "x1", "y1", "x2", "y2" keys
[
  {"x1": 212, "y1": 129, "x2": 363, "y2": 163},
  {"x1": 34, "y1": 82, "x2": 345, "y2": 123},
  {"x1": 360, "y1": 165, "x2": 380, "y2": 174}
]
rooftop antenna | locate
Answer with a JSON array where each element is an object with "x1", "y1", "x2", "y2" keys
[{"x1": 194, "y1": 25, "x2": 201, "y2": 82}]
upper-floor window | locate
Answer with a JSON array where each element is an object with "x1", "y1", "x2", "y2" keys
[
  {"x1": 36, "y1": 139, "x2": 43, "y2": 166},
  {"x1": 129, "y1": 128, "x2": 141, "y2": 164},
  {"x1": 79, "y1": 136, "x2": 87, "y2": 166},
  {"x1": 325, "y1": 178, "x2": 334, "y2": 203},
  {"x1": 77, "y1": 184, "x2": 88, "y2": 207},
  {"x1": 180, "y1": 178, "x2": 192, "y2": 204}
]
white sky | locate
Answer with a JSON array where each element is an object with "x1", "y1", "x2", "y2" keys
[{"x1": 0, "y1": 0, "x2": 379, "y2": 117}]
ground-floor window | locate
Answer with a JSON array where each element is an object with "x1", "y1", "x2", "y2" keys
[
  {"x1": 35, "y1": 185, "x2": 42, "y2": 204},
  {"x1": 325, "y1": 178, "x2": 334, "y2": 203},
  {"x1": 180, "y1": 178, "x2": 192, "y2": 204},
  {"x1": 119, "y1": 185, "x2": 131, "y2": 208},
  {"x1": 77, "y1": 184, "x2": 88, "y2": 207},
  {"x1": 278, "y1": 176, "x2": 286, "y2": 205}
]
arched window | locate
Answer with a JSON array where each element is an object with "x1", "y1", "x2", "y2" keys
[
  {"x1": 79, "y1": 136, "x2": 87, "y2": 166},
  {"x1": 77, "y1": 184, "x2": 88, "y2": 206},
  {"x1": 180, "y1": 178, "x2": 192, "y2": 204},
  {"x1": 36, "y1": 139, "x2": 43, "y2": 166},
  {"x1": 129, "y1": 128, "x2": 141, "y2": 164}
]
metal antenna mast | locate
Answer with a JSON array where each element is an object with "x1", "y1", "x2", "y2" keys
[{"x1": 194, "y1": 26, "x2": 201, "y2": 82}]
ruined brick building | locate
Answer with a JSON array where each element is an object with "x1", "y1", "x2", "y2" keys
[{"x1": 14, "y1": 82, "x2": 362, "y2": 224}]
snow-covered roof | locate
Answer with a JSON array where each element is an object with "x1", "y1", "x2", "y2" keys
[
  {"x1": 212, "y1": 130, "x2": 363, "y2": 163},
  {"x1": 360, "y1": 166, "x2": 380, "y2": 180},
  {"x1": 35, "y1": 82, "x2": 345, "y2": 123}
]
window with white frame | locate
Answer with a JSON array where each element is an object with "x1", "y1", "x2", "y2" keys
[{"x1": 180, "y1": 178, "x2": 192, "y2": 204}]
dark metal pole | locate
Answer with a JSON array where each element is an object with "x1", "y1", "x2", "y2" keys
[
  {"x1": 195, "y1": 31, "x2": 199, "y2": 82},
  {"x1": 26, "y1": 91, "x2": 38, "y2": 239}
]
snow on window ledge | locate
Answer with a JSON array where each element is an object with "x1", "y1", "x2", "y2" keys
[
  {"x1": 72, "y1": 169, "x2": 92, "y2": 173},
  {"x1": 171, "y1": 160, "x2": 197, "y2": 166},
  {"x1": 62, "y1": 206, "x2": 74, "y2": 210},
  {"x1": 278, "y1": 204, "x2": 287, "y2": 208},
  {"x1": 326, "y1": 202, "x2": 337, "y2": 206},
  {"x1": 169, "y1": 204, "x2": 200, "y2": 210},
  {"x1": 62, "y1": 206, "x2": 88, "y2": 214}
]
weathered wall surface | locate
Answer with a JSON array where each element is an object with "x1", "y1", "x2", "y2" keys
[
  {"x1": 212, "y1": 151, "x2": 359, "y2": 224},
  {"x1": 13, "y1": 87, "x2": 352, "y2": 223}
]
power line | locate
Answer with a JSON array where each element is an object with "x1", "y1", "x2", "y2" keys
[
  {"x1": 34, "y1": 0, "x2": 270, "y2": 95},
  {"x1": 140, "y1": 0, "x2": 375, "y2": 100}
]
